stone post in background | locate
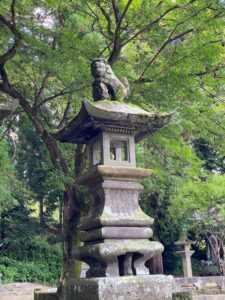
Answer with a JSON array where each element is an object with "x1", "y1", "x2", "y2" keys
[{"x1": 175, "y1": 234, "x2": 195, "y2": 278}]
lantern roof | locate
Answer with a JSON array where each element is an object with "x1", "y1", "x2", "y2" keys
[
  {"x1": 53, "y1": 99, "x2": 174, "y2": 144},
  {"x1": 174, "y1": 233, "x2": 194, "y2": 246}
]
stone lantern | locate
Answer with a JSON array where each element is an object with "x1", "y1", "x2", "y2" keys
[
  {"x1": 175, "y1": 234, "x2": 195, "y2": 278},
  {"x1": 54, "y1": 99, "x2": 175, "y2": 299}
]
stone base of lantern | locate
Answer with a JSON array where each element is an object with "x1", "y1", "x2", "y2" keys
[
  {"x1": 67, "y1": 275, "x2": 174, "y2": 300},
  {"x1": 76, "y1": 239, "x2": 163, "y2": 277}
]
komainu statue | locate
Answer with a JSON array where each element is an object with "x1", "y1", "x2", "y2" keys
[{"x1": 91, "y1": 58, "x2": 129, "y2": 101}]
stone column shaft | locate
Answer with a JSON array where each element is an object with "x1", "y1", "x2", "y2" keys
[{"x1": 176, "y1": 251, "x2": 194, "y2": 278}]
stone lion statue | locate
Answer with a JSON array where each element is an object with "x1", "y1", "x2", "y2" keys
[{"x1": 91, "y1": 59, "x2": 129, "y2": 101}]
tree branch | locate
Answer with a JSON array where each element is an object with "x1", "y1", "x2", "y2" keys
[
  {"x1": 11, "y1": 0, "x2": 16, "y2": 29},
  {"x1": 96, "y1": 1, "x2": 113, "y2": 36},
  {"x1": 34, "y1": 71, "x2": 51, "y2": 109},
  {"x1": 144, "y1": 39, "x2": 223, "y2": 82},
  {"x1": 11, "y1": 59, "x2": 37, "y2": 89},
  {"x1": 56, "y1": 100, "x2": 71, "y2": 129},
  {"x1": 137, "y1": 28, "x2": 193, "y2": 81},
  {"x1": 122, "y1": 4, "x2": 179, "y2": 47},
  {"x1": 112, "y1": 0, "x2": 120, "y2": 24},
  {"x1": 200, "y1": 84, "x2": 225, "y2": 103},
  {"x1": 190, "y1": 64, "x2": 225, "y2": 78},
  {"x1": 117, "y1": 0, "x2": 133, "y2": 31},
  {"x1": 38, "y1": 85, "x2": 90, "y2": 107},
  {"x1": 0, "y1": 109, "x2": 23, "y2": 142},
  {"x1": 97, "y1": 41, "x2": 114, "y2": 58},
  {"x1": 108, "y1": 0, "x2": 133, "y2": 65},
  {"x1": 0, "y1": 11, "x2": 21, "y2": 65}
]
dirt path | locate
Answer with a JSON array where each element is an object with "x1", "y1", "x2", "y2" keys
[{"x1": 0, "y1": 283, "x2": 57, "y2": 300}]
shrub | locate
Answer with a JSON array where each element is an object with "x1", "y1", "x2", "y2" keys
[{"x1": 0, "y1": 237, "x2": 62, "y2": 284}]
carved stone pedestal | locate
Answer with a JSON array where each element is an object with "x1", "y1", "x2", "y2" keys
[{"x1": 76, "y1": 165, "x2": 163, "y2": 277}]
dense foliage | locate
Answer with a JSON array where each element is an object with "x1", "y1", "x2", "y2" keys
[
  {"x1": 0, "y1": 215, "x2": 62, "y2": 284},
  {"x1": 0, "y1": 0, "x2": 224, "y2": 292},
  {"x1": 0, "y1": 137, "x2": 62, "y2": 283}
]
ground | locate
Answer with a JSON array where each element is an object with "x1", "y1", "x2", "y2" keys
[{"x1": 0, "y1": 282, "x2": 57, "y2": 300}]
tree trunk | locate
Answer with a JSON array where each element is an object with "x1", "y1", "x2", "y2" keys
[
  {"x1": 38, "y1": 197, "x2": 46, "y2": 226},
  {"x1": 59, "y1": 198, "x2": 63, "y2": 226},
  {"x1": 57, "y1": 186, "x2": 82, "y2": 300},
  {"x1": 0, "y1": 79, "x2": 83, "y2": 297},
  {"x1": 148, "y1": 254, "x2": 164, "y2": 274}
]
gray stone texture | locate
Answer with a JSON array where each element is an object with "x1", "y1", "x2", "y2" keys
[
  {"x1": 75, "y1": 165, "x2": 163, "y2": 278},
  {"x1": 174, "y1": 276, "x2": 225, "y2": 300},
  {"x1": 53, "y1": 99, "x2": 174, "y2": 144},
  {"x1": 91, "y1": 59, "x2": 129, "y2": 101},
  {"x1": 89, "y1": 132, "x2": 136, "y2": 168},
  {"x1": 175, "y1": 235, "x2": 194, "y2": 278},
  {"x1": 194, "y1": 296, "x2": 225, "y2": 300},
  {"x1": 72, "y1": 275, "x2": 174, "y2": 300},
  {"x1": 175, "y1": 276, "x2": 225, "y2": 289}
]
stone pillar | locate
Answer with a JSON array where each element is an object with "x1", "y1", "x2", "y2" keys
[{"x1": 175, "y1": 235, "x2": 195, "y2": 278}]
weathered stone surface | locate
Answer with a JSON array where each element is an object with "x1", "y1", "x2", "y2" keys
[
  {"x1": 53, "y1": 99, "x2": 174, "y2": 144},
  {"x1": 194, "y1": 296, "x2": 225, "y2": 300},
  {"x1": 76, "y1": 240, "x2": 164, "y2": 277},
  {"x1": 89, "y1": 132, "x2": 136, "y2": 167},
  {"x1": 75, "y1": 164, "x2": 163, "y2": 278},
  {"x1": 80, "y1": 227, "x2": 153, "y2": 242},
  {"x1": 91, "y1": 59, "x2": 129, "y2": 101},
  {"x1": 174, "y1": 277, "x2": 225, "y2": 300},
  {"x1": 175, "y1": 234, "x2": 194, "y2": 278},
  {"x1": 78, "y1": 167, "x2": 153, "y2": 231},
  {"x1": 72, "y1": 275, "x2": 174, "y2": 300},
  {"x1": 175, "y1": 276, "x2": 225, "y2": 290},
  {"x1": 77, "y1": 165, "x2": 152, "y2": 184}
]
